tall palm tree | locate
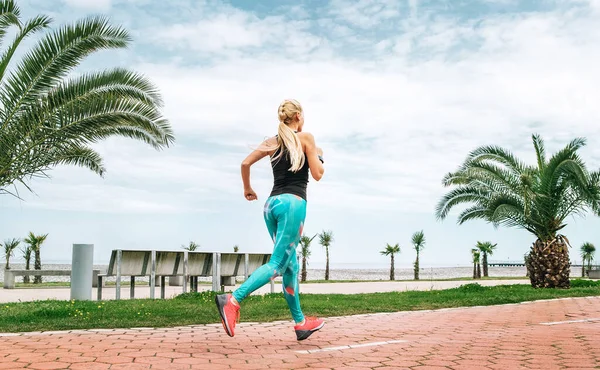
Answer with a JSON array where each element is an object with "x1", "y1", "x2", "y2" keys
[
  {"x1": 471, "y1": 248, "x2": 481, "y2": 279},
  {"x1": 181, "y1": 241, "x2": 199, "y2": 251},
  {"x1": 20, "y1": 244, "x2": 32, "y2": 283},
  {"x1": 23, "y1": 232, "x2": 47, "y2": 284},
  {"x1": 580, "y1": 242, "x2": 596, "y2": 277},
  {"x1": 476, "y1": 241, "x2": 497, "y2": 277},
  {"x1": 319, "y1": 230, "x2": 334, "y2": 281},
  {"x1": 0, "y1": 1, "x2": 174, "y2": 198},
  {"x1": 3, "y1": 238, "x2": 20, "y2": 270},
  {"x1": 380, "y1": 243, "x2": 401, "y2": 280},
  {"x1": 436, "y1": 134, "x2": 600, "y2": 288},
  {"x1": 411, "y1": 230, "x2": 425, "y2": 280},
  {"x1": 299, "y1": 234, "x2": 316, "y2": 282}
]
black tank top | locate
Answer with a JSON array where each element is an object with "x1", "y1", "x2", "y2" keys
[{"x1": 269, "y1": 143, "x2": 310, "y2": 200}]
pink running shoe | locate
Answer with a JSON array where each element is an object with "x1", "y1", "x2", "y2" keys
[
  {"x1": 294, "y1": 316, "x2": 325, "y2": 340},
  {"x1": 215, "y1": 294, "x2": 240, "y2": 337}
]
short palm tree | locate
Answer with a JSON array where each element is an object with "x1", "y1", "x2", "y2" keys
[
  {"x1": 20, "y1": 244, "x2": 32, "y2": 283},
  {"x1": 580, "y1": 242, "x2": 595, "y2": 277},
  {"x1": 3, "y1": 238, "x2": 20, "y2": 270},
  {"x1": 476, "y1": 241, "x2": 497, "y2": 277},
  {"x1": 233, "y1": 245, "x2": 239, "y2": 252},
  {"x1": 319, "y1": 230, "x2": 334, "y2": 281},
  {"x1": 436, "y1": 134, "x2": 600, "y2": 288},
  {"x1": 471, "y1": 248, "x2": 481, "y2": 279},
  {"x1": 0, "y1": 0, "x2": 173, "y2": 197},
  {"x1": 23, "y1": 232, "x2": 48, "y2": 283},
  {"x1": 380, "y1": 243, "x2": 401, "y2": 280},
  {"x1": 299, "y1": 234, "x2": 316, "y2": 282},
  {"x1": 181, "y1": 241, "x2": 199, "y2": 251},
  {"x1": 411, "y1": 230, "x2": 425, "y2": 280}
]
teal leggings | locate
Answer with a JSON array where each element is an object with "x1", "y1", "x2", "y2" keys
[{"x1": 232, "y1": 193, "x2": 306, "y2": 323}]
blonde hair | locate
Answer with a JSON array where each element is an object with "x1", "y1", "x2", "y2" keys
[{"x1": 271, "y1": 99, "x2": 305, "y2": 172}]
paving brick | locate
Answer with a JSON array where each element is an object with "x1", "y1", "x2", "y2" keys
[{"x1": 0, "y1": 296, "x2": 598, "y2": 369}]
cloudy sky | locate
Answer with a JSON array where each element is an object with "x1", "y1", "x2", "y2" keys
[{"x1": 2, "y1": 0, "x2": 599, "y2": 269}]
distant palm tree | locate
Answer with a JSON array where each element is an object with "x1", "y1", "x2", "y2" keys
[
  {"x1": 476, "y1": 241, "x2": 497, "y2": 277},
  {"x1": 319, "y1": 230, "x2": 334, "y2": 281},
  {"x1": 23, "y1": 232, "x2": 48, "y2": 284},
  {"x1": 299, "y1": 234, "x2": 316, "y2": 282},
  {"x1": 580, "y1": 242, "x2": 596, "y2": 277},
  {"x1": 3, "y1": 238, "x2": 20, "y2": 270},
  {"x1": 380, "y1": 243, "x2": 401, "y2": 280},
  {"x1": 233, "y1": 245, "x2": 239, "y2": 252},
  {"x1": 0, "y1": 0, "x2": 174, "y2": 198},
  {"x1": 20, "y1": 244, "x2": 32, "y2": 283},
  {"x1": 471, "y1": 248, "x2": 481, "y2": 279},
  {"x1": 181, "y1": 241, "x2": 199, "y2": 251},
  {"x1": 435, "y1": 134, "x2": 600, "y2": 288},
  {"x1": 411, "y1": 230, "x2": 425, "y2": 280}
]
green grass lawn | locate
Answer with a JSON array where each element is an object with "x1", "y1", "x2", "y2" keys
[
  {"x1": 1, "y1": 279, "x2": 598, "y2": 333},
  {"x1": 0, "y1": 276, "x2": 528, "y2": 288}
]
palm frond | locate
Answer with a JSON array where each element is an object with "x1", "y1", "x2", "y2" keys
[
  {"x1": 462, "y1": 144, "x2": 528, "y2": 176},
  {"x1": 1, "y1": 15, "x2": 131, "y2": 129},
  {"x1": 0, "y1": 15, "x2": 51, "y2": 83},
  {"x1": 435, "y1": 186, "x2": 490, "y2": 220},
  {"x1": 0, "y1": 0, "x2": 21, "y2": 47},
  {"x1": 531, "y1": 133, "x2": 546, "y2": 171}
]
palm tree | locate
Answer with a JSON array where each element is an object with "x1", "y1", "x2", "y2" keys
[
  {"x1": 181, "y1": 241, "x2": 199, "y2": 251},
  {"x1": 319, "y1": 230, "x2": 334, "y2": 281},
  {"x1": 476, "y1": 241, "x2": 497, "y2": 277},
  {"x1": 20, "y1": 244, "x2": 32, "y2": 283},
  {"x1": 435, "y1": 134, "x2": 600, "y2": 289},
  {"x1": 471, "y1": 248, "x2": 481, "y2": 279},
  {"x1": 3, "y1": 238, "x2": 20, "y2": 270},
  {"x1": 0, "y1": 1, "x2": 174, "y2": 198},
  {"x1": 233, "y1": 245, "x2": 239, "y2": 252},
  {"x1": 411, "y1": 230, "x2": 425, "y2": 280},
  {"x1": 299, "y1": 234, "x2": 316, "y2": 282},
  {"x1": 380, "y1": 243, "x2": 401, "y2": 280},
  {"x1": 24, "y1": 232, "x2": 47, "y2": 284},
  {"x1": 580, "y1": 242, "x2": 595, "y2": 277}
]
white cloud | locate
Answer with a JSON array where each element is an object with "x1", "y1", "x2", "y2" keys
[
  {"x1": 328, "y1": 0, "x2": 402, "y2": 28},
  {"x1": 6, "y1": 0, "x2": 600, "y2": 219},
  {"x1": 62, "y1": 0, "x2": 111, "y2": 11}
]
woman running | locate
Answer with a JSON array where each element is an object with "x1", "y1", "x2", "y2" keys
[{"x1": 215, "y1": 99, "x2": 326, "y2": 341}]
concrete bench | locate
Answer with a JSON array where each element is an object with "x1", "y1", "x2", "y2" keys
[
  {"x1": 589, "y1": 270, "x2": 600, "y2": 279},
  {"x1": 3, "y1": 269, "x2": 101, "y2": 289},
  {"x1": 98, "y1": 249, "x2": 274, "y2": 301},
  {"x1": 98, "y1": 250, "x2": 184, "y2": 300}
]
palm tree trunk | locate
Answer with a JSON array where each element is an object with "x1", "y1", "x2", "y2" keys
[
  {"x1": 582, "y1": 260, "x2": 585, "y2": 277},
  {"x1": 24, "y1": 257, "x2": 30, "y2": 284},
  {"x1": 34, "y1": 249, "x2": 42, "y2": 284},
  {"x1": 4, "y1": 258, "x2": 9, "y2": 270},
  {"x1": 414, "y1": 254, "x2": 419, "y2": 280},
  {"x1": 477, "y1": 263, "x2": 481, "y2": 279},
  {"x1": 325, "y1": 247, "x2": 329, "y2": 281},
  {"x1": 473, "y1": 263, "x2": 476, "y2": 279},
  {"x1": 525, "y1": 237, "x2": 570, "y2": 289},
  {"x1": 482, "y1": 252, "x2": 488, "y2": 277},
  {"x1": 390, "y1": 254, "x2": 395, "y2": 281},
  {"x1": 301, "y1": 257, "x2": 307, "y2": 282}
]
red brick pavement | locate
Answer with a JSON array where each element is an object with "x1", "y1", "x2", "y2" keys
[{"x1": 1, "y1": 296, "x2": 599, "y2": 369}]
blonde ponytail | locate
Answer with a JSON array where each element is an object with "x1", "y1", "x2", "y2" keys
[{"x1": 272, "y1": 99, "x2": 305, "y2": 172}]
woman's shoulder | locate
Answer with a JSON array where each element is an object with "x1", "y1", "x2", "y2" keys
[{"x1": 297, "y1": 131, "x2": 315, "y2": 142}]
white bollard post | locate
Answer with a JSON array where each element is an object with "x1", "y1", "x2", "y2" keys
[{"x1": 70, "y1": 244, "x2": 94, "y2": 300}]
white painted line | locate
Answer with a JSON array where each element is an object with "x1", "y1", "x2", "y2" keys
[
  {"x1": 540, "y1": 318, "x2": 600, "y2": 326},
  {"x1": 295, "y1": 339, "x2": 408, "y2": 354}
]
